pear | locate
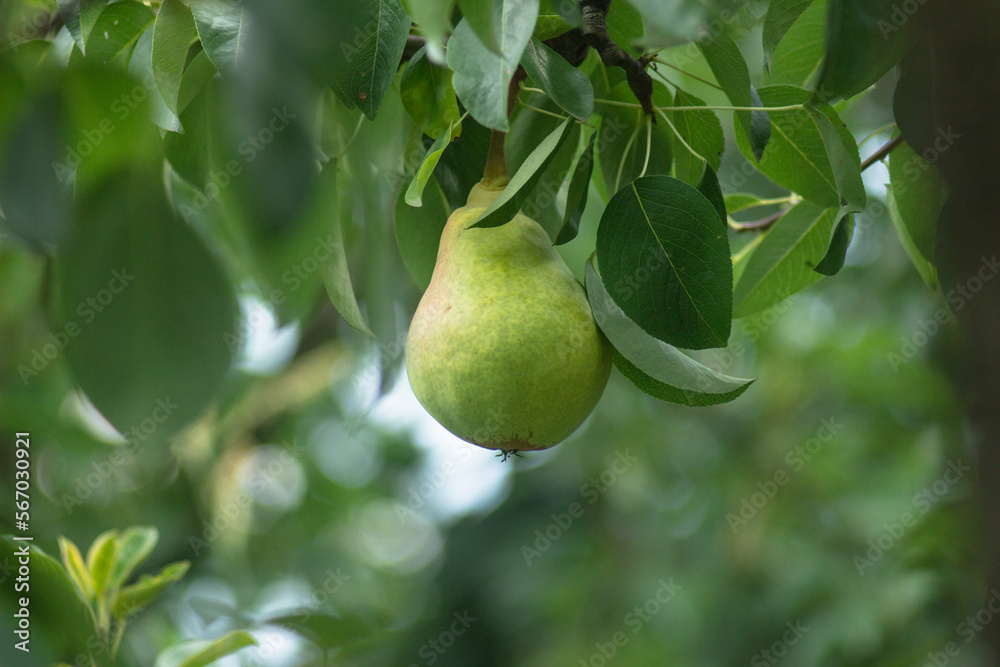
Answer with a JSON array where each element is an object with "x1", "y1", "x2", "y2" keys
[{"x1": 406, "y1": 182, "x2": 612, "y2": 452}]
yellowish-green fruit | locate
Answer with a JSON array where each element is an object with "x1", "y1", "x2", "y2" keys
[{"x1": 405, "y1": 182, "x2": 612, "y2": 451}]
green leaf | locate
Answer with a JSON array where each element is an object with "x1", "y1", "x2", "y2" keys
[
  {"x1": 406, "y1": 121, "x2": 461, "y2": 207},
  {"x1": 0, "y1": 92, "x2": 73, "y2": 248},
  {"x1": 886, "y1": 185, "x2": 938, "y2": 291},
  {"x1": 190, "y1": 0, "x2": 247, "y2": 75},
  {"x1": 400, "y1": 46, "x2": 461, "y2": 139},
  {"x1": 0, "y1": 536, "x2": 95, "y2": 660},
  {"x1": 762, "y1": 0, "x2": 813, "y2": 70},
  {"x1": 130, "y1": 25, "x2": 183, "y2": 133},
  {"x1": 58, "y1": 536, "x2": 94, "y2": 602},
  {"x1": 733, "y1": 200, "x2": 836, "y2": 316},
  {"x1": 671, "y1": 88, "x2": 724, "y2": 186},
  {"x1": 624, "y1": 0, "x2": 706, "y2": 46},
  {"x1": 321, "y1": 162, "x2": 376, "y2": 336},
  {"x1": 815, "y1": 0, "x2": 922, "y2": 101},
  {"x1": 265, "y1": 611, "x2": 378, "y2": 650},
  {"x1": 698, "y1": 35, "x2": 771, "y2": 160},
  {"x1": 724, "y1": 193, "x2": 783, "y2": 215},
  {"x1": 86, "y1": 530, "x2": 118, "y2": 601},
  {"x1": 555, "y1": 131, "x2": 596, "y2": 245},
  {"x1": 596, "y1": 175, "x2": 733, "y2": 350},
  {"x1": 395, "y1": 177, "x2": 450, "y2": 289},
  {"x1": 605, "y1": 0, "x2": 644, "y2": 51},
  {"x1": 154, "y1": 631, "x2": 257, "y2": 667},
  {"x1": 53, "y1": 168, "x2": 238, "y2": 439},
  {"x1": 734, "y1": 85, "x2": 858, "y2": 209},
  {"x1": 331, "y1": 0, "x2": 411, "y2": 119},
  {"x1": 766, "y1": 0, "x2": 827, "y2": 88},
  {"x1": 472, "y1": 116, "x2": 574, "y2": 228},
  {"x1": 520, "y1": 37, "x2": 594, "y2": 120},
  {"x1": 806, "y1": 105, "x2": 866, "y2": 275},
  {"x1": 114, "y1": 561, "x2": 190, "y2": 621},
  {"x1": 58, "y1": 0, "x2": 109, "y2": 53},
  {"x1": 697, "y1": 165, "x2": 727, "y2": 228},
  {"x1": 176, "y1": 49, "x2": 217, "y2": 115},
  {"x1": 597, "y1": 81, "x2": 673, "y2": 195},
  {"x1": 84, "y1": 0, "x2": 154, "y2": 65},
  {"x1": 152, "y1": 0, "x2": 195, "y2": 116},
  {"x1": 587, "y1": 259, "x2": 753, "y2": 406},
  {"x1": 458, "y1": 0, "x2": 500, "y2": 53},
  {"x1": 446, "y1": 0, "x2": 540, "y2": 131},
  {"x1": 893, "y1": 48, "x2": 939, "y2": 157},
  {"x1": 888, "y1": 135, "x2": 943, "y2": 263},
  {"x1": 434, "y1": 114, "x2": 491, "y2": 209},
  {"x1": 406, "y1": 0, "x2": 455, "y2": 62},
  {"x1": 108, "y1": 526, "x2": 159, "y2": 594}
]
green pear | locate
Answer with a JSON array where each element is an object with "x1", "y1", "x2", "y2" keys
[{"x1": 406, "y1": 182, "x2": 612, "y2": 452}]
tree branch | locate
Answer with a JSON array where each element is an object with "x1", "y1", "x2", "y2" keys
[
  {"x1": 860, "y1": 133, "x2": 905, "y2": 171},
  {"x1": 579, "y1": 0, "x2": 654, "y2": 116}
]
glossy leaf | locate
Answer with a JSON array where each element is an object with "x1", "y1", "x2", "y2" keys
[
  {"x1": 190, "y1": 0, "x2": 247, "y2": 75},
  {"x1": 555, "y1": 131, "x2": 596, "y2": 245},
  {"x1": 446, "y1": 0, "x2": 540, "y2": 131},
  {"x1": 401, "y1": 46, "x2": 461, "y2": 139},
  {"x1": 151, "y1": 0, "x2": 195, "y2": 115},
  {"x1": 697, "y1": 165, "x2": 727, "y2": 228},
  {"x1": 698, "y1": 35, "x2": 771, "y2": 160},
  {"x1": 472, "y1": 116, "x2": 574, "y2": 228},
  {"x1": 130, "y1": 26, "x2": 183, "y2": 133},
  {"x1": 596, "y1": 175, "x2": 733, "y2": 350},
  {"x1": 733, "y1": 200, "x2": 836, "y2": 316},
  {"x1": 84, "y1": 0, "x2": 154, "y2": 65},
  {"x1": 58, "y1": 0, "x2": 109, "y2": 53},
  {"x1": 520, "y1": 38, "x2": 594, "y2": 120}
]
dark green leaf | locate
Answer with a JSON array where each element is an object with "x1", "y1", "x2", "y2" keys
[
  {"x1": 815, "y1": 0, "x2": 922, "y2": 101},
  {"x1": 151, "y1": 0, "x2": 195, "y2": 115},
  {"x1": 766, "y1": 0, "x2": 826, "y2": 87},
  {"x1": 331, "y1": 0, "x2": 411, "y2": 119},
  {"x1": 555, "y1": 131, "x2": 596, "y2": 245},
  {"x1": 130, "y1": 26, "x2": 183, "y2": 133},
  {"x1": 58, "y1": 0, "x2": 109, "y2": 53},
  {"x1": 84, "y1": 0, "x2": 154, "y2": 65},
  {"x1": 762, "y1": 0, "x2": 813, "y2": 70},
  {"x1": 597, "y1": 81, "x2": 672, "y2": 195},
  {"x1": 893, "y1": 47, "x2": 939, "y2": 157},
  {"x1": 265, "y1": 611, "x2": 378, "y2": 650},
  {"x1": 53, "y1": 169, "x2": 238, "y2": 440},
  {"x1": 521, "y1": 38, "x2": 594, "y2": 120},
  {"x1": 586, "y1": 259, "x2": 753, "y2": 405},
  {"x1": 472, "y1": 116, "x2": 574, "y2": 228},
  {"x1": 886, "y1": 185, "x2": 938, "y2": 291},
  {"x1": 697, "y1": 165, "x2": 727, "y2": 228},
  {"x1": 446, "y1": 0, "x2": 539, "y2": 131},
  {"x1": 458, "y1": 0, "x2": 500, "y2": 53},
  {"x1": 176, "y1": 49, "x2": 217, "y2": 115},
  {"x1": 406, "y1": 121, "x2": 461, "y2": 207},
  {"x1": 605, "y1": 0, "x2": 644, "y2": 51},
  {"x1": 670, "y1": 88, "x2": 724, "y2": 186},
  {"x1": 401, "y1": 46, "x2": 461, "y2": 139},
  {"x1": 395, "y1": 178, "x2": 450, "y2": 289},
  {"x1": 596, "y1": 175, "x2": 733, "y2": 350},
  {"x1": 698, "y1": 35, "x2": 771, "y2": 160},
  {"x1": 888, "y1": 135, "x2": 943, "y2": 263},
  {"x1": 733, "y1": 200, "x2": 836, "y2": 316},
  {"x1": 407, "y1": 0, "x2": 454, "y2": 62},
  {"x1": 434, "y1": 114, "x2": 491, "y2": 209},
  {"x1": 190, "y1": 0, "x2": 247, "y2": 75}
]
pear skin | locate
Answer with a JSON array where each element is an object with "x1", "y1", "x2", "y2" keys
[{"x1": 406, "y1": 182, "x2": 612, "y2": 451}]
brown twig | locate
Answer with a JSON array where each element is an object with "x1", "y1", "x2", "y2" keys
[
  {"x1": 860, "y1": 133, "x2": 905, "y2": 171},
  {"x1": 579, "y1": 0, "x2": 654, "y2": 117}
]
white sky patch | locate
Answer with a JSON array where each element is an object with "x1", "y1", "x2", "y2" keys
[{"x1": 234, "y1": 295, "x2": 300, "y2": 375}]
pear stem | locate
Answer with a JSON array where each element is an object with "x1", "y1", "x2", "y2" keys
[{"x1": 482, "y1": 129, "x2": 510, "y2": 188}]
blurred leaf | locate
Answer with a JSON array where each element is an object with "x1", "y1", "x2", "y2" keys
[
  {"x1": 605, "y1": 0, "x2": 643, "y2": 51},
  {"x1": 190, "y1": 0, "x2": 247, "y2": 75},
  {"x1": 587, "y1": 259, "x2": 753, "y2": 405},
  {"x1": 458, "y1": 0, "x2": 500, "y2": 53},
  {"x1": 331, "y1": 0, "x2": 411, "y2": 119},
  {"x1": 108, "y1": 526, "x2": 159, "y2": 594},
  {"x1": 888, "y1": 135, "x2": 943, "y2": 264},
  {"x1": 153, "y1": 630, "x2": 256, "y2": 667},
  {"x1": 887, "y1": 185, "x2": 938, "y2": 291},
  {"x1": 321, "y1": 162, "x2": 375, "y2": 336},
  {"x1": 113, "y1": 561, "x2": 190, "y2": 621},
  {"x1": 671, "y1": 88, "x2": 724, "y2": 186},
  {"x1": 762, "y1": 0, "x2": 813, "y2": 70},
  {"x1": 734, "y1": 85, "x2": 858, "y2": 209},
  {"x1": 152, "y1": 0, "x2": 196, "y2": 115},
  {"x1": 446, "y1": 0, "x2": 539, "y2": 131},
  {"x1": 766, "y1": 0, "x2": 826, "y2": 87},
  {"x1": 406, "y1": 121, "x2": 461, "y2": 207},
  {"x1": 555, "y1": 131, "x2": 595, "y2": 245},
  {"x1": 53, "y1": 168, "x2": 238, "y2": 439},
  {"x1": 266, "y1": 611, "x2": 377, "y2": 650},
  {"x1": 0, "y1": 91, "x2": 74, "y2": 248},
  {"x1": 395, "y1": 177, "x2": 450, "y2": 289},
  {"x1": 733, "y1": 200, "x2": 836, "y2": 316},
  {"x1": 129, "y1": 26, "x2": 183, "y2": 133},
  {"x1": 85, "y1": 529, "x2": 118, "y2": 601},
  {"x1": 816, "y1": 0, "x2": 921, "y2": 101},
  {"x1": 520, "y1": 37, "x2": 594, "y2": 120},
  {"x1": 176, "y1": 49, "x2": 216, "y2": 116},
  {"x1": 624, "y1": 0, "x2": 706, "y2": 46},
  {"x1": 596, "y1": 175, "x2": 733, "y2": 350},
  {"x1": 58, "y1": 536, "x2": 94, "y2": 602},
  {"x1": 58, "y1": 0, "x2": 109, "y2": 53},
  {"x1": 84, "y1": 0, "x2": 154, "y2": 65},
  {"x1": 406, "y1": 0, "x2": 455, "y2": 62},
  {"x1": 472, "y1": 116, "x2": 574, "y2": 228},
  {"x1": 401, "y1": 46, "x2": 461, "y2": 139},
  {"x1": 698, "y1": 35, "x2": 771, "y2": 160}
]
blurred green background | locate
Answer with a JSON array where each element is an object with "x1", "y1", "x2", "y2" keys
[{"x1": 0, "y1": 0, "x2": 986, "y2": 665}]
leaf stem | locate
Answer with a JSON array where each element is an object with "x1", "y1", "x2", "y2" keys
[
  {"x1": 655, "y1": 107, "x2": 705, "y2": 166},
  {"x1": 639, "y1": 116, "x2": 653, "y2": 178},
  {"x1": 615, "y1": 121, "x2": 643, "y2": 192},
  {"x1": 517, "y1": 98, "x2": 570, "y2": 122},
  {"x1": 858, "y1": 123, "x2": 898, "y2": 148},
  {"x1": 595, "y1": 98, "x2": 805, "y2": 113},
  {"x1": 652, "y1": 57, "x2": 724, "y2": 91},
  {"x1": 860, "y1": 133, "x2": 905, "y2": 171}
]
